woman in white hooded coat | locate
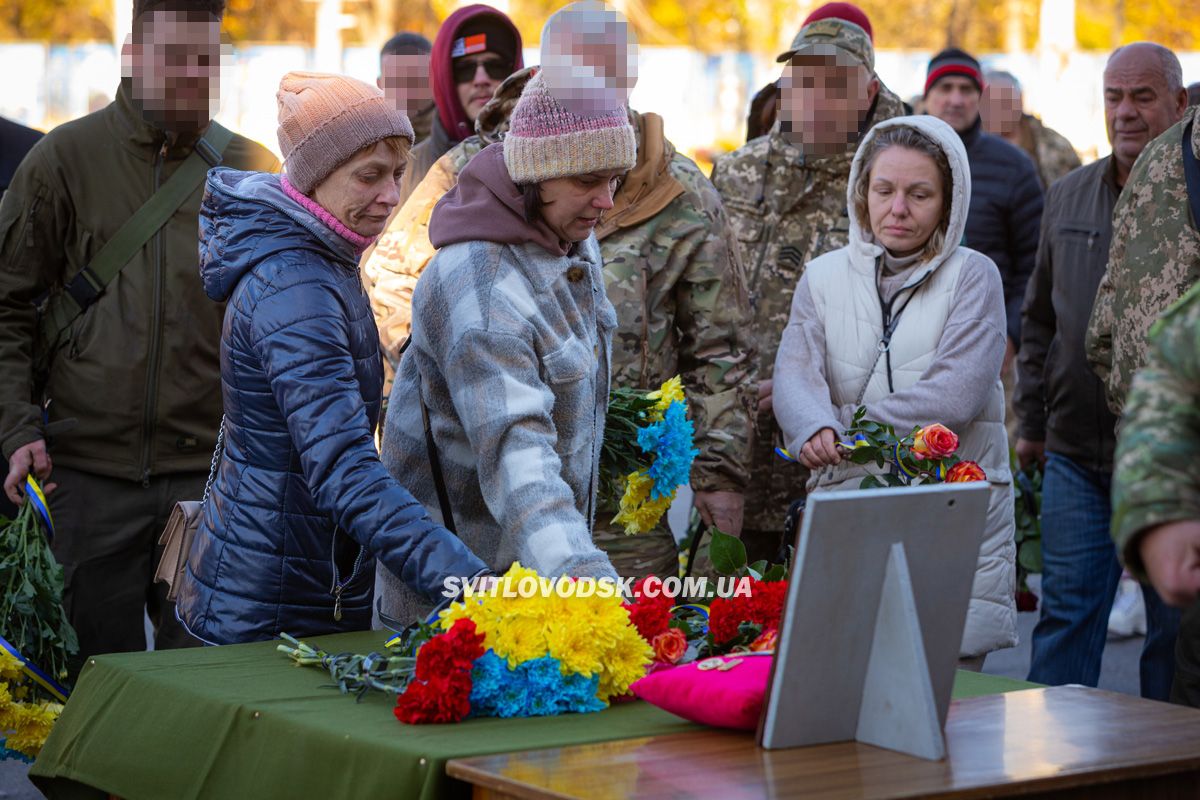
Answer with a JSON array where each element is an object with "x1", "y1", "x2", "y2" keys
[{"x1": 773, "y1": 115, "x2": 1018, "y2": 663}]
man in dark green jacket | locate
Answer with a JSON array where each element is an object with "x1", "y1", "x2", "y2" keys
[{"x1": 0, "y1": 0, "x2": 277, "y2": 670}]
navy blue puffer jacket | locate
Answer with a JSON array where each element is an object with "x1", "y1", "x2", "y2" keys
[{"x1": 177, "y1": 168, "x2": 486, "y2": 645}]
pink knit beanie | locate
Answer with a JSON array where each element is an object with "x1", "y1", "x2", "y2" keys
[
  {"x1": 277, "y1": 71, "x2": 415, "y2": 194},
  {"x1": 502, "y1": 1, "x2": 636, "y2": 184}
]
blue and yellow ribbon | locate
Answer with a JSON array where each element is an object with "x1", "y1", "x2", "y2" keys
[
  {"x1": 23, "y1": 476, "x2": 54, "y2": 543},
  {"x1": 0, "y1": 635, "x2": 69, "y2": 703}
]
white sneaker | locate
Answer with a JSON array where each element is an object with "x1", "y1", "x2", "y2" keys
[{"x1": 1108, "y1": 577, "x2": 1147, "y2": 639}]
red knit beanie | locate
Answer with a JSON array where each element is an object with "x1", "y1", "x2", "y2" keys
[{"x1": 802, "y1": 2, "x2": 874, "y2": 41}]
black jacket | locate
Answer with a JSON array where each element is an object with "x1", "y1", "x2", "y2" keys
[
  {"x1": 957, "y1": 116, "x2": 1044, "y2": 345},
  {"x1": 0, "y1": 116, "x2": 41, "y2": 201},
  {"x1": 1014, "y1": 157, "x2": 1120, "y2": 472}
]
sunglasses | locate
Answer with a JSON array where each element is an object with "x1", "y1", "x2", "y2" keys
[{"x1": 453, "y1": 57, "x2": 510, "y2": 84}]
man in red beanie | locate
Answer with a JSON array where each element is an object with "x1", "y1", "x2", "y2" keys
[{"x1": 397, "y1": 4, "x2": 522, "y2": 206}]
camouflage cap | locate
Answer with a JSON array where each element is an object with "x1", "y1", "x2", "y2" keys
[{"x1": 776, "y1": 18, "x2": 874, "y2": 73}]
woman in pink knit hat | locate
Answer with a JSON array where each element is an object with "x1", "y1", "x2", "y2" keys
[
  {"x1": 177, "y1": 72, "x2": 488, "y2": 645},
  {"x1": 376, "y1": 44, "x2": 639, "y2": 623}
]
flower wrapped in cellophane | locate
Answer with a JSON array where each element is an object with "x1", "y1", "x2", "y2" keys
[{"x1": 601, "y1": 376, "x2": 699, "y2": 535}]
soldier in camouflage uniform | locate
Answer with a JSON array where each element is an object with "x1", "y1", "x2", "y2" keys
[
  {"x1": 709, "y1": 17, "x2": 905, "y2": 561},
  {"x1": 364, "y1": 69, "x2": 757, "y2": 580},
  {"x1": 982, "y1": 70, "x2": 1081, "y2": 191},
  {"x1": 1086, "y1": 105, "x2": 1196, "y2": 416},
  {"x1": 1095, "y1": 45, "x2": 1197, "y2": 706},
  {"x1": 1113, "y1": 284, "x2": 1200, "y2": 706}
]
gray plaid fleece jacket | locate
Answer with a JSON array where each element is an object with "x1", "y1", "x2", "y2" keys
[{"x1": 376, "y1": 234, "x2": 620, "y2": 623}]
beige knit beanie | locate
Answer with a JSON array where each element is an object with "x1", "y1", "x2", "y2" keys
[{"x1": 276, "y1": 71, "x2": 415, "y2": 194}]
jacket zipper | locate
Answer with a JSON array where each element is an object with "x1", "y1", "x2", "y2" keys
[
  {"x1": 748, "y1": 222, "x2": 777, "y2": 307},
  {"x1": 330, "y1": 529, "x2": 366, "y2": 622},
  {"x1": 140, "y1": 139, "x2": 169, "y2": 488}
]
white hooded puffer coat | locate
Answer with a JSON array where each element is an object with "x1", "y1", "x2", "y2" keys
[{"x1": 782, "y1": 114, "x2": 1017, "y2": 658}]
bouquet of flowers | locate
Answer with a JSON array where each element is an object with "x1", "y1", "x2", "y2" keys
[
  {"x1": 624, "y1": 528, "x2": 791, "y2": 670},
  {"x1": 0, "y1": 477, "x2": 74, "y2": 760},
  {"x1": 601, "y1": 376, "x2": 699, "y2": 535},
  {"x1": 779, "y1": 407, "x2": 986, "y2": 489},
  {"x1": 280, "y1": 563, "x2": 652, "y2": 724},
  {"x1": 0, "y1": 649, "x2": 64, "y2": 761}
]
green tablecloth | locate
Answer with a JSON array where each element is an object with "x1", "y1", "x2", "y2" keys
[{"x1": 29, "y1": 630, "x2": 1037, "y2": 800}]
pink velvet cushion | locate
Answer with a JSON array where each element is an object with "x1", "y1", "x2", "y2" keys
[{"x1": 630, "y1": 654, "x2": 773, "y2": 730}]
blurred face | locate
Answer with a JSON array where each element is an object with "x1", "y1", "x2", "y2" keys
[
  {"x1": 454, "y1": 52, "x2": 508, "y2": 122},
  {"x1": 981, "y1": 79, "x2": 1023, "y2": 136},
  {"x1": 123, "y1": 9, "x2": 222, "y2": 132},
  {"x1": 310, "y1": 140, "x2": 406, "y2": 238},
  {"x1": 537, "y1": 170, "x2": 624, "y2": 243},
  {"x1": 1103, "y1": 46, "x2": 1188, "y2": 180},
  {"x1": 780, "y1": 53, "x2": 878, "y2": 155},
  {"x1": 925, "y1": 75, "x2": 981, "y2": 133},
  {"x1": 867, "y1": 146, "x2": 945, "y2": 256},
  {"x1": 378, "y1": 53, "x2": 433, "y2": 116}
]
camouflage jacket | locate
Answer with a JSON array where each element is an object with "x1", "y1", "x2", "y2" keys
[
  {"x1": 1111, "y1": 281, "x2": 1200, "y2": 581},
  {"x1": 363, "y1": 110, "x2": 757, "y2": 493},
  {"x1": 1087, "y1": 106, "x2": 1200, "y2": 415},
  {"x1": 1019, "y1": 114, "x2": 1081, "y2": 191},
  {"x1": 709, "y1": 86, "x2": 906, "y2": 532}
]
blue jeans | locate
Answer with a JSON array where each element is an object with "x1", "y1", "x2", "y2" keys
[{"x1": 1027, "y1": 453, "x2": 1180, "y2": 699}]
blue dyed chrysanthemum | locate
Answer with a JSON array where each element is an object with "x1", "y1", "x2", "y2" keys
[{"x1": 637, "y1": 401, "x2": 699, "y2": 499}]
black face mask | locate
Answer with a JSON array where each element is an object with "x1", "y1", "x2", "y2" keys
[{"x1": 453, "y1": 57, "x2": 510, "y2": 84}]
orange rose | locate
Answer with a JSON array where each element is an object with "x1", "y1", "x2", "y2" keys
[
  {"x1": 652, "y1": 629, "x2": 688, "y2": 664},
  {"x1": 912, "y1": 423, "x2": 959, "y2": 460},
  {"x1": 750, "y1": 627, "x2": 777, "y2": 652},
  {"x1": 945, "y1": 460, "x2": 987, "y2": 483}
]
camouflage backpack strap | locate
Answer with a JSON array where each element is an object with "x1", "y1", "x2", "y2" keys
[{"x1": 1183, "y1": 119, "x2": 1200, "y2": 232}]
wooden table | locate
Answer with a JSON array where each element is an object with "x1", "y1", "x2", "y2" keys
[{"x1": 447, "y1": 686, "x2": 1200, "y2": 799}]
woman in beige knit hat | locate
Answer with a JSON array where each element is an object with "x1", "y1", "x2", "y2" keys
[
  {"x1": 176, "y1": 72, "x2": 489, "y2": 646},
  {"x1": 375, "y1": 7, "x2": 642, "y2": 623}
]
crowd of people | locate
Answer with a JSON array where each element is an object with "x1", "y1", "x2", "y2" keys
[{"x1": 1, "y1": 0, "x2": 1199, "y2": 706}]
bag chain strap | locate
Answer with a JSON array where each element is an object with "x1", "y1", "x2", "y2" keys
[{"x1": 200, "y1": 416, "x2": 225, "y2": 506}]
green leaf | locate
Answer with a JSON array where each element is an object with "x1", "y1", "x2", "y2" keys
[
  {"x1": 709, "y1": 528, "x2": 748, "y2": 576},
  {"x1": 860, "y1": 475, "x2": 885, "y2": 490},
  {"x1": 746, "y1": 566, "x2": 763, "y2": 580},
  {"x1": 748, "y1": 560, "x2": 768, "y2": 575},
  {"x1": 762, "y1": 564, "x2": 787, "y2": 582},
  {"x1": 1018, "y1": 539, "x2": 1043, "y2": 573}
]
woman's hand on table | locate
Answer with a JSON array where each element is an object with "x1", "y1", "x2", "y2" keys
[{"x1": 798, "y1": 427, "x2": 842, "y2": 470}]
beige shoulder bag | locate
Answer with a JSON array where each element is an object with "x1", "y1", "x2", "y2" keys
[{"x1": 154, "y1": 417, "x2": 224, "y2": 601}]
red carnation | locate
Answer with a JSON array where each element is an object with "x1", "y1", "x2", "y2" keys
[
  {"x1": 708, "y1": 580, "x2": 788, "y2": 646},
  {"x1": 394, "y1": 671, "x2": 473, "y2": 724},
  {"x1": 623, "y1": 576, "x2": 675, "y2": 642},
  {"x1": 415, "y1": 618, "x2": 486, "y2": 680}
]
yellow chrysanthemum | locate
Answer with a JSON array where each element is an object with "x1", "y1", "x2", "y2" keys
[
  {"x1": 597, "y1": 627, "x2": 654, "y2": 702},
  {"x1": 612, "y1": 470, "x2": 672, "y2": 535},
  {"x1": 433, "y1": 562, "x2": 652, "y2": 707},
  {"x1": 0, "y1": 652, "x2": 24, "y2": 683},
  {"x1": 5, "y1": 701, "x2": 60, "y2": 759},
  {"x1": 646, "y1": 375, "x2": 685, "y2": 420}
]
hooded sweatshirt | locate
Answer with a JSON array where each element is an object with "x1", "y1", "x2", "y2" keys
[
  {"x1": 376, "y1": 141, "x2": 618, "y2": 625},
  {"x1": 428, "y1": 142, "x2": 566, "y2": 255},
  {"x1": 772, "y1": 115, "x2": 1017, "y2": 657},
  {"x1": 396, "y1": 5, "x2": 524, "y2": 207}
]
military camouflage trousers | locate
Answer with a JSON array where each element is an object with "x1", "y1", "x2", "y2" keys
[{"x1": 593, "y1": 503, "x2": 679, "y2": 581}]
